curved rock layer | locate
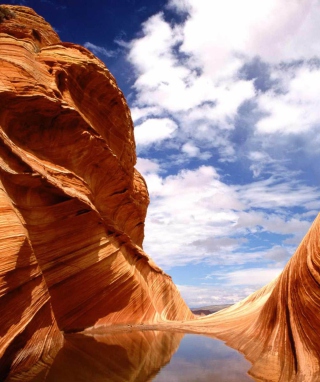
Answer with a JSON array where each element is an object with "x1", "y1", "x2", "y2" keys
[
  {"x1": 0, "y1": 182, "x2": 63, "y2": 379},
  {"x1": 0, "y1": 5, "x2": 193, "y2": 380},
  {"x1": 1, "y1": 5, "x2": 320, "y2": 382},
  {"x1": 178, "y1": 213, "x2": 320, "y2": 382}
]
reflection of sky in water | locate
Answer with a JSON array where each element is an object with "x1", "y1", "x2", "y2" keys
[
  {"x1": 12, "y1": 331, "x2": 253, "y2": 381},
  {"x1": 153, "y1": 334, "x2": 253, "y2": 382}
]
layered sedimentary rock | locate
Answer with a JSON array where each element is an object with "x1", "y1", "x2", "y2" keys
[
  {"x1": 0, "y1": 183, "x2": 63, "y2": 380},
  {"x1": 1, "y1": 5, "x2": 320, "y2": 382},
  {"x1": 178, "y1": 214, "x2": 320, "y2": 382},
  {"x1": 0, "y1": 5, "x2": 192, "y2": 380}
]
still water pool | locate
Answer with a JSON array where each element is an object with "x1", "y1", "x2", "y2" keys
[
  {"x1": 12, "y1": 330, "x2": 252, "y2": 381},
  {"x1": 153, "y1": 333, "x2": 253, "y2": 382}
]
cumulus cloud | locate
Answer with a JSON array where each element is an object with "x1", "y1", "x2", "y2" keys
[
  {"x1": 181, "y1": 142, "x2": 199, "y2": 157},
  {"x1": 130, "y1": 106, "x2": 162, "y2": 124},
  {"x1": 169, "y1": 0, "x2": 320, "y2": 69},
  {"x1": 127, "y1": 10, "x2": 256, "y2": 160},
  {"x1": 135, "y1": 162, "x2": 319, "y2": 270},
  {"x1": 134, "y1": 118, "x2": 177, "y2": 147},
  {"x1": 136, "y1": 157, "x2": 160, "y2": 175},
  {"x1": 177, "y1": 284, "x2": 257, "y2": 307},
  {"x1": 128, "y1": 0, "x2": 320, "y2": 163},
  {"x1": 129, "y1": 0, "x2": 320, "y2": 302},
  {"x1": 256, "y1": 66, "x2": 320, "y2": 134}
]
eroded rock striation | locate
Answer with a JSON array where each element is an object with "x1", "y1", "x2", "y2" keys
[
  {"x1": 1, "y1": 5, "x2": 320, "y2": 382},
  {"x1": 174, "y1": 214, "x2": 320, "y2": 382},
  {"x1": 0, "y1": 5, "x2": 192, "y2": 380}
]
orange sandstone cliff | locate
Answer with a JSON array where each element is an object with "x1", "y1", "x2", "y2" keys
[
  {"x1": 1, "y1": 5, "x2": 320, "y2": 382},
  {"x1": 0, "y1": 5, "x2": 192, "y2": 380},
  {"x1": 173, "y1": 214, "x2": 320, "y2": 382}
]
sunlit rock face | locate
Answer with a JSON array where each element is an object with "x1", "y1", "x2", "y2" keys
[
  {"x1": 0, "y1": 184, "x2": 63, "y2": 380},
  {"x1": 2, "y1": 5, "x2": 320, "y2": 382},
  {"x1": 183, "y1": 214, "x2": 320, "y2": 382},
  {"x1": 0, "y1": 5, "x2": 193, "y2": 379}
]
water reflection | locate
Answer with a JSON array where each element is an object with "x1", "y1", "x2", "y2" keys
[
  {"x1": 44, "y1": 330, "x2": 183, "y2": 382},
  {"x1": 6, "y1": 330, "x2": 252, "y2": 381},
  {"x1": 153, "y1": 334, "x2": 253, "y2": 382}
]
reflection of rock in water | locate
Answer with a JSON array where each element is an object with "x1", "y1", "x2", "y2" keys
[
  {"x1": 2, "y1": 5, "x2": 320, "y2": 382},
  {"x1": 43, "y1": 331, "x2": 183, "y2": 382}
]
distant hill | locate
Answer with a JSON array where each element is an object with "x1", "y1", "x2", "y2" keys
[{"x1": 191, "y1": 304, "x2": 233, "y2": 316}]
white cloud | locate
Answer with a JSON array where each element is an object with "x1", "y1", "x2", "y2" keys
[
  {"x1": 177, "y1": 284, "x2": 257, "y2": 307},
  {"x1": 265, "y1": 245, "x2": 291, "y2": 263},
  {"x1": 134, "y1": 118, "x2": 177, "y2": 146},
  {"x1": 141, "y1": 166, "x2": 242, "y2": 267},
  {"x1": 235, "y1": 210, "x2": 311, "y2": 239},
  {"x1": 125, "y1": 0, "x2": 320, "y2": 298},
  {"x1": 216, "y1": 267, "x2": 282, "y2": 286},
  {"x1": 181, "y1": 79, "x2": 255, "y2": 129},
  {"x1": 256, "y1": 66, "x2": 320, "y2": 134},
  {"x1": 131, "y1": 106, "x2": 162, "y2": 124},
  {"x1": 170, "y1": 0, "x2": 320, "y2": 72},
  {"x1": 136, "y1": 157, "x2": 160, "y2": 175},
  {"x1": 248, "y1": 151, "x2": 276, "y2": 177},
  {"x1": 181, "y1": 142, "x2": 199, "y2": 157},
  {"x1": 127, "y1": 0, "x2": 320, "y2": 162},
  {"x1": 190, "y1": 237, "x2": 247, "y2": 253},
  {"x1": 137, "y1": 163, "x2": 318, "y2": 269},
  {"x1": 128, "y1": 13, "x2": 181, "y2": 75},
  {"x1": 236, "y1": 177, "x2": 319, "y2": 210},
  {"x1": 127, "y1": 10, "x2": 255, "y2": 160},
  {"x1": 180, "y1": 147, "x2": 212, "y2": 162}
]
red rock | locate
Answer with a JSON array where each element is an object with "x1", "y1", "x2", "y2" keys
[
  {"x1": 0, "y1": 5, "x2": 192, "y2": 379},
  {"x1": 179, "y1": 214, "x2": 320, "y2": 381},
  {"x1": 0, "y1": 177, "x2": 63, "y2": 379},
  {"x1": 1, "y1": 5, "x2": 320, "y2": 382}
]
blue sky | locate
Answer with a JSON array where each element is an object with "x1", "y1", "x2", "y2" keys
[{"x1": 6, "y1": 0, "x2": 320, "y2": 307}]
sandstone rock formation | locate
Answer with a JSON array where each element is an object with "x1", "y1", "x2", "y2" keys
[
  {"x1": 174, "y1": 214, "x2": 320, "y2": 382},
  {"x1": 1, "y1": 5, "x2": 320, "y2": 382},
  {"x1": 0, "y1": 5, "x2": 192, "y2": 380}
]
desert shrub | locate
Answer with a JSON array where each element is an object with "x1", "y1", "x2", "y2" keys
[{"x1": 0, "y1": 6, "x2": 15, "y2": 23}]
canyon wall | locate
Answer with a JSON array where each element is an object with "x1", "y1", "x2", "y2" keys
[
  {"x1": 0, "y1": 6, "x2": 192, "y2": 380},
  {"x1": 1, "y1": 5, "x2": 320, "y2": 382},
  {"x1": 175, "y1": 214, "x2": 320, "y2": 382}
]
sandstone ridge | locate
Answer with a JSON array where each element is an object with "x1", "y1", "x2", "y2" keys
[
  {"x1": 0, "y1": 6, "x2": 192, "y2": 380},
  {"x1": 166, "y1": 213, "x2": 320, "y2": 382},
  {"x1": 1, "y1": 6, "x2": 320, "y2": 382}
]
